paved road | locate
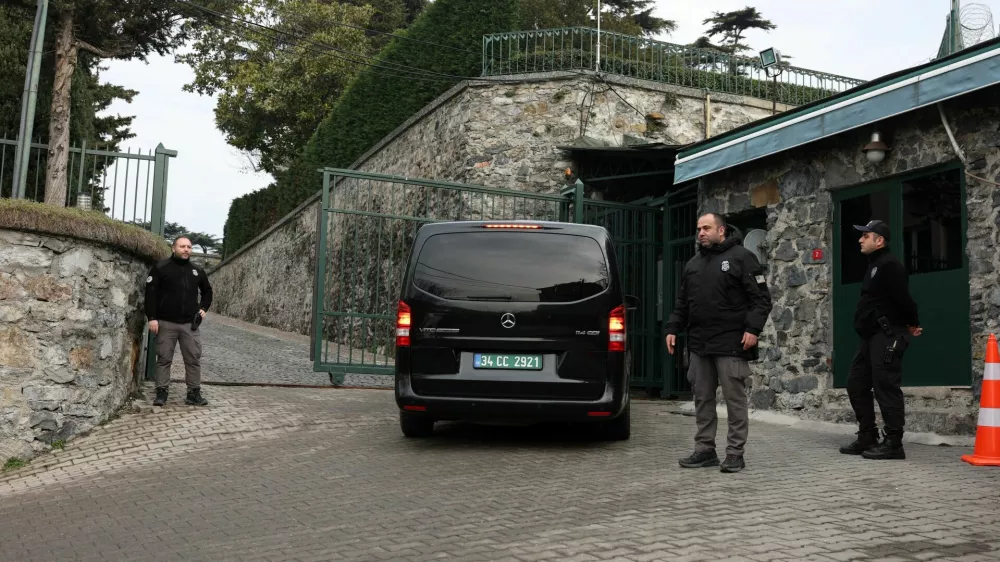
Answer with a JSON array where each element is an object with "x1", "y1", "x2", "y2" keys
[
  {"x1": 1, "y1": 316, "x2": 999, "y2": 562},
  {"x1": 173, "y1": 314, "x2": 393, "y2": 388}
]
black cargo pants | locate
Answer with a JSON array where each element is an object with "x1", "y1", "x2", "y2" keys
[{"x1": 847, "y1": 330, "x2": 908, "y2": 439}]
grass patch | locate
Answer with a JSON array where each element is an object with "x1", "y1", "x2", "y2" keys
[
  {"x1": 0, "y1": 199, "x2": 171, "y2": 261},
  {"x1": 2, "y1": 457, "x2": 26, "y2": 472},
  {"x1": 51, "y1": 440, "x2": 65, "y2": 450}
]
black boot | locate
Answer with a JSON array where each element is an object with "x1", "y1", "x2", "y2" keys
[
  {"x1": 678, "y1": 450, "x2": 720, "y2": 468},
  {"x1": 153, "y1": 388, "x2": 168, "y2": 406},
  {"x1": 185, "y1": 387, "x2": 208, "y2": 406},
  {"x1": 720, "y1": 454, "x2": 746, "y2": 473},
  {"x1": 839, "y1": 430, "x2": 880, "y2": 455},
  {"x1": 862, "y1": 432, "x2": 905, "y2": 460}
]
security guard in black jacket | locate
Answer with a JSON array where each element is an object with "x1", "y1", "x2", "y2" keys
[
  {"x1": 840, "y1": 220, "x2": 921, "y2": 460},
  {"x1": 666, "y1": 213, "x2": 773, "y2": 473},
  {"x1": 145, "y1": 236, "x2": 213, "y2": 407}
]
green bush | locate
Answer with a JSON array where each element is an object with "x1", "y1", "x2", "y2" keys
[{"x1": 221, "y1": 0, "x2": 521, "y2": 257}]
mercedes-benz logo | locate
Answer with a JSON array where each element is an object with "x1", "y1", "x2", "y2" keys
[{"x1": 500, "y1": 313, "x2": 516, "y2": 329}]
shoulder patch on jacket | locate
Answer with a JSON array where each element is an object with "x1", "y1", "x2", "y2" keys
[{"x1": 755, "y1": 274, "x2": 766, "y2": 284}]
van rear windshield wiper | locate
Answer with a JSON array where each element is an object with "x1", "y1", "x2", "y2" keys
[{"x1": 465, "y1": 295, "x2": 513, "y2": 301}]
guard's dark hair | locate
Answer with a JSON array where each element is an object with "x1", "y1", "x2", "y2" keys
[
  {"x1": 704, "y1": 212, "x2": 726, "y2": 228},
  {"x1": 700, "y1": 212, "x2": 729, "y2": 236}
]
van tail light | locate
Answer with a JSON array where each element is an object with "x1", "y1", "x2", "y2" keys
[
  {"x1": 396, "y1": 301, "x2": 411, "y2": 347},
  {"x1": 609, "y1": 305, "x2": 626, "y2": 352}
]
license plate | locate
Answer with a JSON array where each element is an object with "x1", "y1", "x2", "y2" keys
[{"x1": 473, "y1": 353, "x2": 543, "y2": 370}]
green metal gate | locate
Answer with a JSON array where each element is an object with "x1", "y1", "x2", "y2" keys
[
  {"x1": 313, "y1": 168, "x2": 569, "y2": 382},
  {"x1": 312, "y1": 169, "x2": 666, "y2": 391},
  {"x1": 661, "y1": 182, "x2": 697, "y2": 397},
  {"x1": 571, "y1": 195, "x2": 663, "y2": 393}
]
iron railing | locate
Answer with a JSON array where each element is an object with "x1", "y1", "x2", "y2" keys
[
  {"x1": 1, "y1": 136, "x2": 177, "y2": 232},
  {"x1": 482, "y1": 27, "x2": 866, "y2": 106}
]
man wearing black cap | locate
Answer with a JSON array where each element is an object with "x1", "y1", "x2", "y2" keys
[{"x1": 840, "y1": 219, "x2": 921, "y2": 460}]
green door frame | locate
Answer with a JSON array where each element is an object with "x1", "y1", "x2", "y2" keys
[
  {"x1": 832, "y1": 160, "x2": 970, "y2": 387},
  {"x1": 660, "y1": 181, "x2": 697, "y2": 398}
]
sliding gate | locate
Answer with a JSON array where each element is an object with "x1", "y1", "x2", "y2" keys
[{"x1": 312, "y1": 169, "x2": 663, "y2": 391}]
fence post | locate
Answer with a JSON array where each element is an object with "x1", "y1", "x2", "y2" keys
[
  {"x1": 74, "y1": 139, "x2": 86, "y2": 206},
  {"x1": 573, "y1": 179, "x2": 584, "y2": 223},
  {"x1": 144, "y1": 143, "x2": 178, "y2": 381},
  {"x1": 149, "y1": 143, "x2": 177, "y2": 237}
]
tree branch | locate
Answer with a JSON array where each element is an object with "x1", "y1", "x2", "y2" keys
[{"x1": 75, "y1": 38, "x2": 132, "y2": 58}]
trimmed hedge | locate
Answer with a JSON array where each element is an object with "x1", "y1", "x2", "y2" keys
[{"x1": 222, "y1": 0, "x2": 521, "y2": 258}]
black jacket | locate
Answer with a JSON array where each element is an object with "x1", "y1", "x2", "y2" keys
[
  {"x1": 665, "y1": 236, "x2": 773, "y2": 359},
  {"x1": 853, "y1": 247, "x2": 919, "y2": 337},
  {"x1": 144, "y1": 256, "x2": 213, "y2": 324}
]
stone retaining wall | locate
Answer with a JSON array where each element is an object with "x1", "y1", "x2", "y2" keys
[
  {"x1": 1, "y1": 229, "x2": 153, "y2": 461},
  {"x1": 210, "y1": 72, "x2": 784, "y2": 337}
]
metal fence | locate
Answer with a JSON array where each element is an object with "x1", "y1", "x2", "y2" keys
[
  {"x1": 314, "y1": 168, "x2": 568, "y2": 380},
  {"x1": 574, "y1": 197, "x2": 662, "y2": 393},
  {"x1": 482, "y1": 27, "x2": 866, "y2": 106},
  {"x1": 0, "y1": 136, "x2": 177, "y2": 232},
  {"x1": 313, "y1": 169, "x2": 675, "y2": 392},
  {"x1": 2, "y1": 135, "x2": 177, "y2": 385}
]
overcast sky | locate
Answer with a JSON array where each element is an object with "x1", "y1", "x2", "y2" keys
[{"x1": 97, "y1": 0, "x2": 990, "y2": 238}]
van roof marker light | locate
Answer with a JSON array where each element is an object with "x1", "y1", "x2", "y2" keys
[{"x1": 482, "y1": 224, "x2": 541, "y2": 229}]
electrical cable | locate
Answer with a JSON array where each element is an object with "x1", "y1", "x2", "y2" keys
[{"x1": 937, "y1": 102, "x2": 1000, "y2": 187}]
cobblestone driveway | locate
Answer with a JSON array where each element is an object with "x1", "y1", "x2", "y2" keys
[
  {"x1": 174, "y1": 314, "x2": 393, "y2": 388},
  {"x1": 2, "y1": 316, "x2": 999, "y2": 562}
]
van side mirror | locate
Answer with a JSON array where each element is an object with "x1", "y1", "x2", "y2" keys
[{"x1": 625, "y1": 295, "x2": 640, "y2": 310}]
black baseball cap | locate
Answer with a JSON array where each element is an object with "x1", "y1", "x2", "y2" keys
[{"x1": 854, "y1": 219, "x2": 891, "y2": 241}]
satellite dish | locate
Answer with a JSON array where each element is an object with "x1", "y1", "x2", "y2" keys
[{"x1": 743, "y1": 229, "x2": 768, "y2": 263}]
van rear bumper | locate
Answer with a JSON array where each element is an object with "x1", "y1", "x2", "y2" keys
[{"x1": 394, "y1": 374, "x2": 628, "y2": 422}]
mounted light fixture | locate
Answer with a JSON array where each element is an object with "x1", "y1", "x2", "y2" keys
[
  {"x1": 759, "y1": 47, "x2": 781, "y2": 70},
  {"x1": 862, "y1": 130, "x2": 890, "y2": 163},
  {"x1": 759, "y1": 48, "x2": 783, "y2": 115}
]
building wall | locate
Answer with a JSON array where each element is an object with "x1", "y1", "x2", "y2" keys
[
  {"x1": 210, "y1": 72, "x2": 783, "y2": 337},
  {"x1": 696, "y1": 87, "x2": 1000, "y2": 435}
]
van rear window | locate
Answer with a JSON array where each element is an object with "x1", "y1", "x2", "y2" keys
[{"x1": 412, "y1": 232, "x2": 611, "y2": 302}]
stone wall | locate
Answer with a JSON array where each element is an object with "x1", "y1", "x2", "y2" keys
[
  {"x1": 698, "y1": 87, "x2": 1000, "y2": 435},
  {"x1": 1, "y1": 230, "x2": 153, "y2": 461},
  {"x1": 210, "y1": 71, "x2": 785, "y2": 336},
  {"x1": 190, "y1": 252, "x2": 221, "y2": 271}
]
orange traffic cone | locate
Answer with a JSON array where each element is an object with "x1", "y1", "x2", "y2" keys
[{"x1": 962, "y1": 333, "x2": 1000, "y2": 466}]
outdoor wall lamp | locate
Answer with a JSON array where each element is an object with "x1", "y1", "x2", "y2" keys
[{"x1": 862, "y1": 130, "x2": 889, "y2": 163}]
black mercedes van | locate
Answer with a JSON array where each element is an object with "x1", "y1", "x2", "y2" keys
[{"x1": 393, "y1": 220, "x2": 633, "y2": 440}]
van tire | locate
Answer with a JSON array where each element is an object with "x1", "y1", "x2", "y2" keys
[
  {"x1": 400, "y1": 412, "x2": 434, "y2": 438},
  {"x1": 600, "y1": 402, "x2": 630, "y2": 441}
]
